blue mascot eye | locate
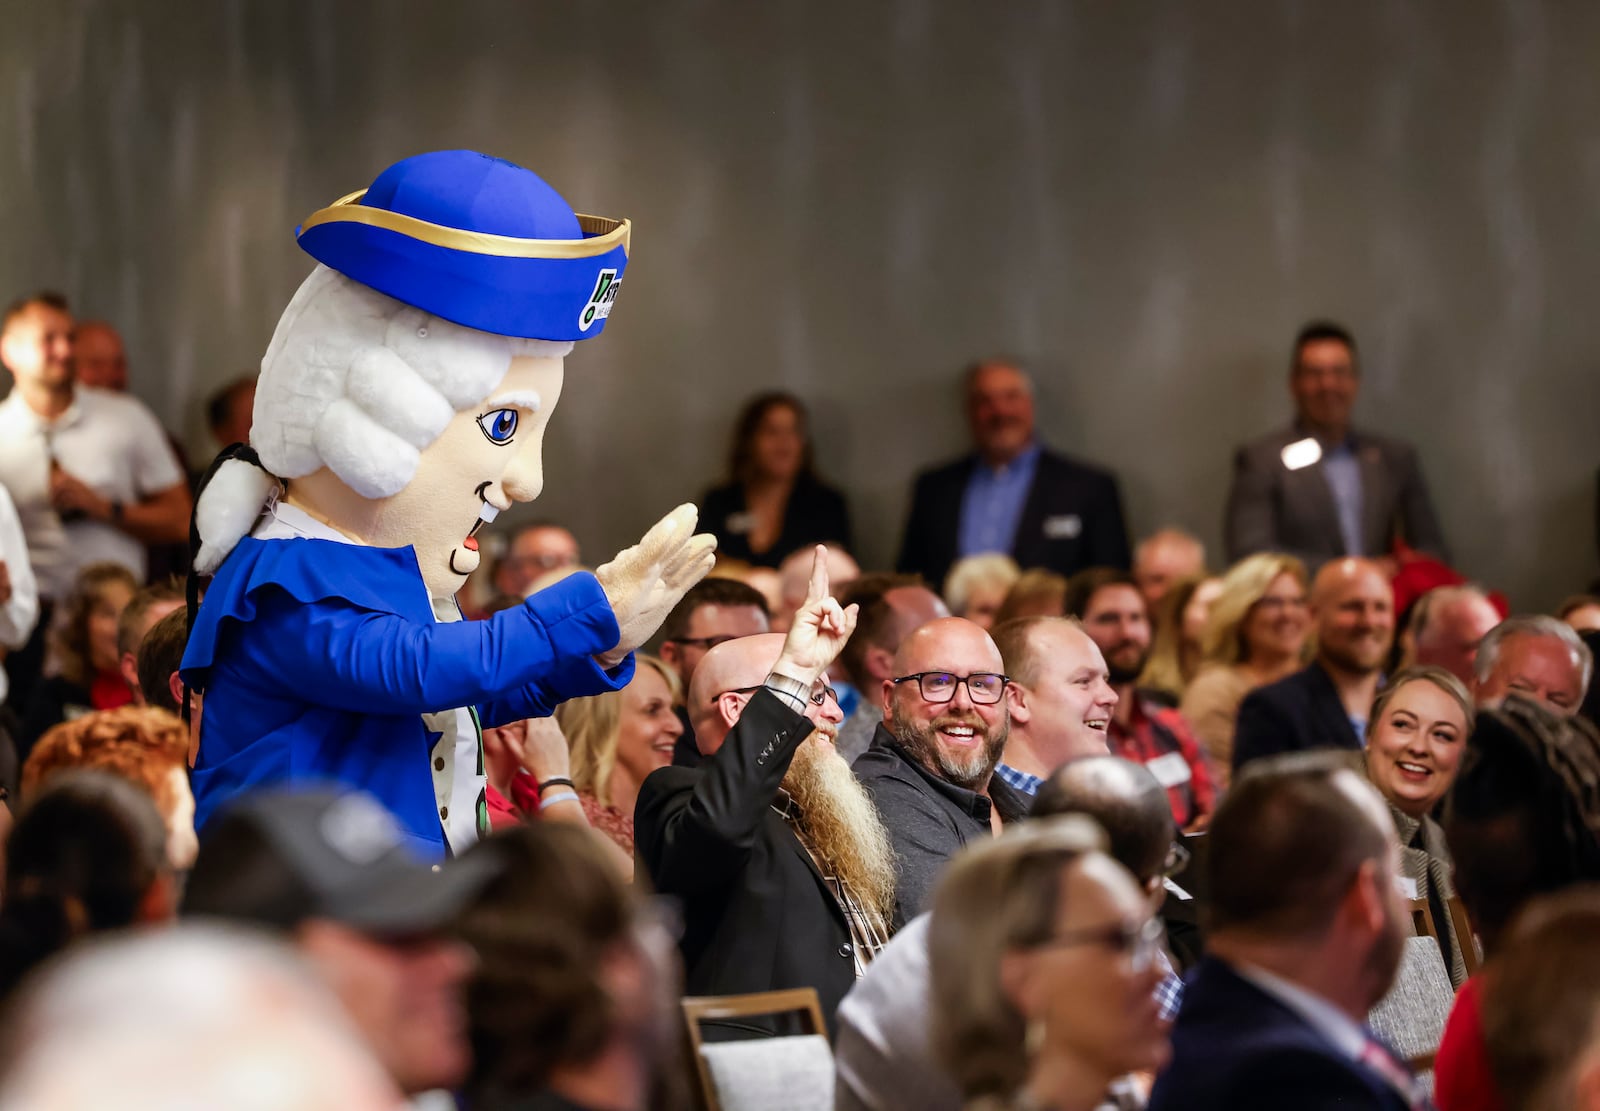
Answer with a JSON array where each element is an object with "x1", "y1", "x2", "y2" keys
[{"x1": 478, "y1": 408, "x2": 519, "y2": 444}]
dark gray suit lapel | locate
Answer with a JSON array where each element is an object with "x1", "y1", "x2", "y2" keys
[{"x1": 1356, "y1": 439, "x2": 1394, "y2": 554}]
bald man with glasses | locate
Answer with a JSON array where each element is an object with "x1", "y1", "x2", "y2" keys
[{"x1": 854, "y1": 617, "x2": 1033, "y2": 928}]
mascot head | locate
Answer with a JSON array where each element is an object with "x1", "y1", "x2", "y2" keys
[{"x1": 195, "y1": 151, "x2": 630, "y2": 599}]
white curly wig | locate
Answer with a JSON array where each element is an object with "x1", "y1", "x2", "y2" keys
[{"x1": 194, "y1": 265, "x2": 572, "y2": 573}]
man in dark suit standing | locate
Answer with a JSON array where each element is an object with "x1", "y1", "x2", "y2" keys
[
  {"x1": 1149, "y1": 753, "x2": 1422, "y2": 1111},
  {"x1": 636, "y1": 549, "x2": 898, "y2": 1038},
  {"x1": 1233, "y1": 557, "x2": 1394, "y2": 775},
  {"x1": 1224, "y1": 321, "x2": 1447, "y2": 569},
  {"x1": 897, "y1": 360, "x2": 1129, "y2": 590}
]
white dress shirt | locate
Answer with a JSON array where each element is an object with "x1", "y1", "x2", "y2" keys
[{"x1": 0, "y1": 482, "x2": 40, "y2": 706}]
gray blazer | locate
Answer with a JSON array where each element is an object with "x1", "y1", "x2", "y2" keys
[{"x1": 1223, "y1": 426, "x2": 1447, "y2": 567}]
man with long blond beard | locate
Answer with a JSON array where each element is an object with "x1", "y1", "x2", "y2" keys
[{"x1": 635, "y1": 547, "x2": 897, "y2": 1038}]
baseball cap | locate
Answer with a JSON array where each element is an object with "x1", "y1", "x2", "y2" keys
[{"x1": 182, "y1": 788, "x2": 503, "y2": 937}]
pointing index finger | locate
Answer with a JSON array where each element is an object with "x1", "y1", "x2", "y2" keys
[{"x1": 807, "y1": 545, "x2": 829, "y2": 605}]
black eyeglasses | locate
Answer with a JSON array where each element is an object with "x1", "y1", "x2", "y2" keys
[
  {"x1": 721, "y1": 683, "x2": 839, "y2": 708},
  {"x1": 1033, "y1": 917, "x2": 1166, "y2": 973},
  {"x1": 891, "y1": 672, "x2": 1010, "y2": 705},
  {"x1": 667, "y1": 634, "x2": 743, "y2": 651}
]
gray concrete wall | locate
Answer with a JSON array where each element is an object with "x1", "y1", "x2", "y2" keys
[{"x1": 3, "y1": 0, "x2": 1596, "y2": 606}]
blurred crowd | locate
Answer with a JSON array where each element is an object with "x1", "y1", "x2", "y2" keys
[{"x1": 4, "y1": 295, "x2": 1600, "y2": 1110}]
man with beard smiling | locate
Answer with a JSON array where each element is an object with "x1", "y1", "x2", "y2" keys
[
  {"x1": 854, "y1": 617, "x2": 1032, "y2": 928},
  {"x1": 635, "y1": 547, "x2": 899, "y2": 1037},
  {"x1": 1233, "y1": 558, "x2": 1395, "y2": 775},
  {"x1": 1067, "y1": 568, "x2": 1217, "y2": 832}
]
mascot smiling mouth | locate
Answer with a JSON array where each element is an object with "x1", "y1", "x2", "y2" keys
[{"x1": 449, "y1": 489, "x2": 501, "y2": 576}]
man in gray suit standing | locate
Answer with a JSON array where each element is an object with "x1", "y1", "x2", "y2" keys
[{"x1": 1224, "y1": 321, "x2": 1447, "y2": 570}]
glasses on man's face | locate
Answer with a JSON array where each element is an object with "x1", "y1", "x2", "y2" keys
[
  {"x1": 669, "y1": 634, "x2": 743, "y2": 651},
  {"x1": 1034, "y1": 916, "x2": 1166, "y2": 973},
  {"x1": 1162, "y1": 841, "x2": 1191, "y2": 880},
  {"x1": 891, "y1": 672, "x2": 1009, "y2": 705},
  {"x1": 722, "y1": 683, "x2": 839, "y2": 708}
]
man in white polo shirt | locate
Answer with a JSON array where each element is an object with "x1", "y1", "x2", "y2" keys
[{"x1": 0, "y1": 292, "x2": 190, "y2": 702}]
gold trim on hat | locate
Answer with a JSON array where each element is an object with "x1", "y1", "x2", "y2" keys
[{"x1": 298, "y1": 189, "x2": 631, "y2": 259}]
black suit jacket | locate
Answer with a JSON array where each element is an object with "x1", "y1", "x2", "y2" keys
[
  {"x1": 896, "y1": 447, "x2": 1130, "y2": 590},
  {"x1": 1231, "y1": 661, "x2": 1364, "y2": 776},
  {"x1": 701, "y1": 475, "x2": 853, "y2": 568},
  {"x1": 634, "y1": 690, "x2": 856, "y2": 1038},
  {"x1": 1148, "y1": 958, "x2": 1413, "y2": 1111},
  {"x1": 1224, "y1": 425, "x2": 1447, "y2": 567}
]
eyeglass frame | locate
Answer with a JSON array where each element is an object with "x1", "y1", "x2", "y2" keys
[
  {"x1": 666, "y1": 634, "x2": 745, "y2": 651},
  {"x1": 1162, "y1": 841, "x2": 1191, "y2": 880},
  {"x1": 719, "y1": 683, "x2": 839, "y2": 709},
  {"x1": 890, "y1": 671, "x2": 1011, "y2": 705},
  {"x1": 1030, "y1": 916, "x2": 1167, "y2": 973}
]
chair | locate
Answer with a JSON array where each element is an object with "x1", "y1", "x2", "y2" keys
[
  {"x1": 1408, "y1": 897, "x2": 1438, "y2": 942},
  {"x1": 1445, "y1": 894, "x2": 1483, "y2": 977},
  {"x1": 682, "y1": 988, "x2": 834, "y2": 1111},
  {"x1": 1368, "y1": 934, "x2": 1457, "y2": 1091}
]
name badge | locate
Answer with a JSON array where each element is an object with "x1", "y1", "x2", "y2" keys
[
  {"x1": 1396, "y1": 875, "x2": 1419, "y2": 900},
  {"x1": 1145, "y1": 751, "x2": 1192, "y2": 788},
  {"x1": 1042, "y1": 514, "x2": 1082, "y2": 540},
  {"x1": 1280, "y1": 437, "x2": 1323, "y2": 471},
  {"x1": 725, "y1": 511, "x2": 756, "y2": 535},
  {"x1": 1163, "y1": 876, "x2": 1193, "y2": 902}
]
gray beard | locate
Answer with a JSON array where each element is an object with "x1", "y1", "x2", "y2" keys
[
  {"x1": 889, "y1": 712, "x2": 1009, "y2": 793},
  {"x1": 782, "y1": 733, "x2": 899, "y2": 931}
]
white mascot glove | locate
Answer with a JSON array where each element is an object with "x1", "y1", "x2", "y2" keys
[{"x1": 594, "y1": 504, "x2": 717, "y2": 669}]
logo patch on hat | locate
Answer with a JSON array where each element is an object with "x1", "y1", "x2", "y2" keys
[
  {"x1": 321, "y1": 795, "x2": 403, "y2": 864},
  {"x1": 578, "y1": 268, "x2": 621, "y2": 332}
]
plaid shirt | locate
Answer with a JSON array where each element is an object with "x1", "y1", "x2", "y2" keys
[
  {"x1": 994, "y1": 762, "x2": 1044, "y2": 796},
  {"x1": 773, "y1": 791, "x2": 891, "y2": 977},
  {"x1": 1107, "y1": 694, "x2": 1217, "y2": 830}
]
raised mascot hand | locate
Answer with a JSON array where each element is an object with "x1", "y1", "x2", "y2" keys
[{"x1": 594, "y1": 504, "x2": 717, "y2": 669}]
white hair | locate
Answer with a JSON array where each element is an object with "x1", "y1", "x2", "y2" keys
[
  {"x1": 195, "y1": 265, "x2": 572, "y2": 573},
  {"x1": 1476, "y1": 614, "x2": 1595, "y2": 694},
  {"x1": 0, "y1": 924, "x2": 399, "y2": 1109}
]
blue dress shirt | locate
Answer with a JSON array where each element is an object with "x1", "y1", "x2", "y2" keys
[
  {"x1": 957, "y1": 442, "x2": 1041, "y2": 560},
  {"x1": 1321, "y1": 440, "x2": 1365, "y2": 555}
]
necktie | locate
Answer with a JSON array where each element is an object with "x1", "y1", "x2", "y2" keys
[{"x1": 1359, "y1": 1037, "x2": 1433, "y2": 1111}]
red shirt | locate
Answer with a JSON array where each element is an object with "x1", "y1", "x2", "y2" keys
[
  {"x1": 1107, "y1": 694, "x2": 1217, "y2": 830},
  {"x1": 1435, "y1": 974, "x2": 1505, "y2": 1111}
]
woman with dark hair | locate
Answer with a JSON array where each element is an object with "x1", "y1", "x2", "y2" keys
[
  {"x1": 456, "y1": 822, "x2": 686, "y2": 1111},
  {"x1": 0, "y1": 770, "x2": 177, "y2": 1000},
  {"x1": 1433, "y1": 698, "x2": 1600, "y2": 1111},
  {"x1": 700, "y1": 392, "x2": 851, "y2": 568},
  {"x1": 18, "y1": 562, "x2": 139, "y2": 757}
]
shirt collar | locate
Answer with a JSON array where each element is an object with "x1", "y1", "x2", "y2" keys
[
  {"x1": 265, "y1": 498, "x2": 360, "y2": 545},
  {"x1": 973, "y1": 440, "x2": 1040, "y2": 479},
  {"x1": 0, "y1": 386, "x2": 82, "y2": 431},
  {"x1": 1230, "y1": 959, "x2": 1369, "y2": 1062},
  {"x1": 874, "y1": 726, "x2": 994, "y2": 821}
]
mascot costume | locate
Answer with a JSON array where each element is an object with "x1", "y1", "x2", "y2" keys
[{"x1": 181, "y1": 150, "x2": 715, "y2": 858}]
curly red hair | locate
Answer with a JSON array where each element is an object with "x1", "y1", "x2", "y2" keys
[{"x1": 23, "y1": 706, "x2": 189, "y2": 818}]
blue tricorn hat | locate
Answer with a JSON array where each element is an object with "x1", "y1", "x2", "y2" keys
[{"x1": 296, "y1": 150, "x2": 630, "y2": 341}]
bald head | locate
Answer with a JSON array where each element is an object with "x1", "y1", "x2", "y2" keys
[
  {"x1": 1310, "y1": 558, "x2": 1394, "y2": 678},
  {"x1": 1134, "y1": 528, "x2": 1206, "y2": 609},
  {"x1": 1033, "y1": 756, "x2": 1174, "y2": 886},
  {"x1": 688, "y1": 633, "x2": 787, "y2": 751},
  {"x1": 891, "y1": 616, "x2": 1003, "y2": 678}
]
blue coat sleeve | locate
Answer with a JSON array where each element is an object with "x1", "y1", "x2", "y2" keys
[{"x1": 242, "y1": 571, "x2": 628, "y2": 716}]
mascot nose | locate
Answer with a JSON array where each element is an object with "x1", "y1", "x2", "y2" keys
[{"x1": 500, "y1": 439, "x2": 544, "y2": 503}]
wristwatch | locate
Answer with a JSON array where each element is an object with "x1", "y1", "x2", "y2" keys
[
  {"x1": 109, "y1": 500, "x2": 125, "y2": 524},
  {"x1": 762, "y1": 671, "x2": 812, "y2": 711}
]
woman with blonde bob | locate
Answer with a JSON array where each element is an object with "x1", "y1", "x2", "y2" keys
[
  {"x1": 553, "y1": 655, "x2": 683, "y2": 861},
  {"x1": 1138, "y1": 574, "x2": 1223, "y2": 701},
  {"x1": 928, "y1": 817, "x2": 1170, "y2": 1111},
  {"x1": 1180, "y1": 553, "x2": 1311, "y2": 786}
]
